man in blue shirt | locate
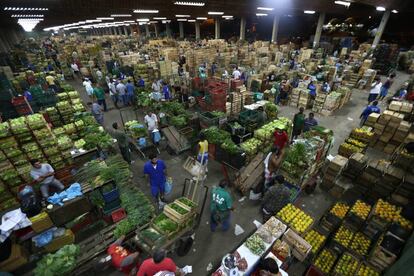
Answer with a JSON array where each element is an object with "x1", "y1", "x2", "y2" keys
[
  {"x1": 125, "y1": 80, "x2": 135, "y2": 106},
  {"x1": 304, "y1": 113, "x2": 318, "y2": 132},
  {"x1": 308, "y1": 81, "x2": 317, "y2": 99},
  {"x1": 137, "y1": 76, "x2": 145, "y2": 88},
  {"x1": 143, "y1": 153, "x2": 167, "y2": 203},
  {"x1": 360, "y1": 101, "x2": 380, "y2": 127}
]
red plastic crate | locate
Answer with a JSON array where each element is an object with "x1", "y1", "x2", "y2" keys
[
  {"x1": 11, "y1": 96, "x2": 29, "y2": 106},
  {"x1": 111, "y1": 208, "x2": 126, "y2": 222}
]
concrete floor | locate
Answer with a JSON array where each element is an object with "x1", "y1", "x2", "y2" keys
[{"x1": 70, "y1": 71, "x2": 410, "y2": 276}]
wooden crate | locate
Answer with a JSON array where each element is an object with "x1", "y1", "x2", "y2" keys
[
  {"x1": 44, "y1": 229, "x2": 75, "y2": 252},
  {"x1": 282, "y1": 228, "x2": 312, "y2": 261},
  {"x1": 29, "y1": 212, "x2": 54, "y2": 233},
  {"x1": 163, "y1": 203, "x2": 191, "y2": 224}
]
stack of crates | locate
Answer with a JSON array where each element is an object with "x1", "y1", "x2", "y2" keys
[
  {"x1": 101, "y1": 181, "x2": 121, "y2": 216},
  {"x1": 204, "y1": 79, "x2": 228, "y2": 112}
]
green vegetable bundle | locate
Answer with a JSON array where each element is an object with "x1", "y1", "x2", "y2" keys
[
  {"x1": 202, "y1": 127, "x2": 231, "y2": 145},
  {"x1": 34, "y1": 245, "x2": 80, "y2": 276},
  {"x1": 221, "y1": 139, "x2": 241, "y2": 155},
  {"x1": 162, "y1": 101, "x2": 186, "y2": 115},
  {"x1": 169, "y1": 115, "x2": 188, "y2": 128},
  {"x1": 153, "y1": 213, "x2": 178, "y2": 233}
]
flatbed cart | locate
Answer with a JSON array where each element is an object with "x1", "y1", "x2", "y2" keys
[
  {"x1": 132, "y1": 178, "x2": 209, "y2": 257},
  {"x1": 119, "y1": 108, "x2": 160, "y2": 158}
]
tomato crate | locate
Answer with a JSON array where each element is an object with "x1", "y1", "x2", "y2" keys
[{"x1": 111, "y1": 208, "x2": 126, "y2": 223}]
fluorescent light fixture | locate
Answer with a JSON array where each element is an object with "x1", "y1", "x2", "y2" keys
[
  {"x1": 149, "y1": 21, "x2": 158, "y2": 24},
  {"x1": 257, "y1": 7, "x2": 274, "y2": 11},
  {"x1": 153, "y1": 17, "x2": 167, "y2": 20},
  {"x1": 111, "y1": 14, "x2": 132, "y2": 17},
  {"x1": 188, "y1": 19, "x2": 196, "y2": 22},
  {"x1": 376, "y1": 6, "x2": 386, "y2": 11},
  {"x1": 304, "y1": 10, "x2": 316, "y2": 14},
  {"x1": 334, "y1": 1, "x2": 351, "y2": 7},
  {"x1": 196, "y1": 17, "x2": 208, "y2": 20},
  {"x1": 78, "y1": 21, "x2": 86, "y2": 24},
  {"x1": 11, "y1": 14, "x2": 44, "y2": 18},
  {"x1": 392, "y1": 9, "x2": 398, "y2": 13},
  {"x1": 86, "y1": 19, "x2": 102, "y2": 23},
  {"x1": 5, "y1": 7, "x2": 48, "y2": 11},
  {"x1": 162, "y1": 20, "x2": 171, "y2": 24},
  {"x1": 177, "y1": 19, "x2": 187, "y2": 21},
  {"x1": 222, "y1": 15, "x2": 233, "y2": 19},
  {"x1": 208, "y1": 11, "x2": 224, "y2": 15},
  {"x1": 18, "y1": 18, "x2": 43, "y2": 32},
  {"x1": 97, "y1": 17, "x2": 115, "y2": 20},
  {"x1": 138, "y1": 22, "x2": 147, "y2": 25},
  {"x1": 124, "y1": 20, "x2": 135, "y2": 23},
  {"x1": 136, "y1": 18, "x2": 150, "y2": 22},
  {"x1": 133, "y1": 9, "x2": 159, "y2": 13},
  {"x1": 176, "y1": 15, "x2": 191, "y2": 18},
  {"x1": 256, "y1": 13, "x2": 268, "y2": 16},
  {"x1": 174, "y1": 1, "x2": 205, "y2": 7}
]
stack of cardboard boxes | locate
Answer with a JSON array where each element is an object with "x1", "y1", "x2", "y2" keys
[{"x1": 321, "y1": 155, "x2": 348, "y2": 192}]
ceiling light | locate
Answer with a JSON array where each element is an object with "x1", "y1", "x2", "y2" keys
[
  {"x1": 174, "y1": 1, "x2": 205, "y2": 7},
  {"x1": 11, "y1": 14, "x2": 44, "y2": 18},
  {"x1": 111, "y1": 14, "x2": 132, "y2": 17},
  {"x1": 136, "y1": 18, "x2": 150, "y2": 22},
  {"x1": 257, "y1": 7, "x2": 274, "y2": 11},
  {"x1": 149, "y1": 21, "x2": 158, "y2": 24},
  {"x1": 208, "y1": 11, "x2": 224, "y2": 15},
  {"x1": 124, "y1": 20, "x2": 135, "y2": 23},
  {"x1": 196, "y1": 17, "x2": 207, "y2": 20},
  {"x1": 138, "y1": 22, "x2": 147, "y2": 25},
  {"x1": 392, "y1": 9, "x2": 398, "y2": 13},
  {"x1": 222, "y1": 15, "x2": 233, "y2": 19},
  {"x1": 86, "y1": 19, "x2": 102, "y2": 23},
  {"x1": 188, "y1": 19, "x2": 196, "y2": 22},
  {"x1": 6, "y1": 7, "x2": 49, "y2": 11},
  {"x1": 18, "y1": 18, "x2": 43, "y2": 32},
  {"x1": 97, "y1": 17, "x2": 114, "y2": 20},
  {"x1": 376, "y1": 6, "x2": 386, "y2": 11},
  {"x1": 78, "y1": 21, "x2": 86, "y2": 24},
  {"x1": 133, "y1": 9, "x2": 159, "y2": 13},
  {"x1": 153, "y1": 17, "x2": 167, "y2": 20},
  {"x1": 177, "y1": 19, "x2": 187, "y2": 21},
  {"x1": 176, "y1": 15, "x2": 191, "y2": 18},
  {"x1": 334, "y1": 1, "x2": 351, "y2": 7},
  {"x1": 304, "y1": 10, "x2": 316, "y2": 14},
  {"x1": 256, "y1": 13, "x2": 268, "y2": 17},
  {"x1": 162, "y1": 20, "x2": 171, "y2": 24}
]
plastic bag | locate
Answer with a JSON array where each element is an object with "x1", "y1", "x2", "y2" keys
[
  {"x1": 138, "y1": 137, "x2": 147, "y2": 147},
  {"x1": 152, "y1": 129, "x2": 161, "y2": 143},
  {"x1": 164, "y1": 177, "x2": 173, "y2": 195},
  {"x1": 190, "y1": 162, "x2": 203, "y2": 176}
]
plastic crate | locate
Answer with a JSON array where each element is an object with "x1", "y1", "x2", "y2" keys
[
  {"x1": 100, "y1": 182, "x2": 120, "y2": 203},
  {"x1": 111, "y1": 208, "x2": 126, "y2": 222},
  {"x1": 199, "y1": 112, "x2": 220, "y2": 127},
  {"x1": 239, "y1": 109, "x2": 259, "y2": 125},
  {"x1": 284, "y1": 182, "x2": 301, "y2": 203},
  {"x1": 103, "y1": 198, "x2": 122, "y2": 215}
]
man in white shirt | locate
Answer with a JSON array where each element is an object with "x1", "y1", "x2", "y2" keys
[
  {"x1": 144, "y1": 111, "x2": 158, "y2": 140},
  {"x1": 232, "y1": 67, "x2": 241, "y2": 80},
  {"x1": 116, "y1": 81, "x2": 128, "y2": 106},
  {"x1": 151, "y1": 80, "x2": 162, "y2": 101},
  {"x1": 83, "y1": 78, "x2": 93, "y2": 99},
  {"x1": 30, "y1": 160, "x2": 64, "y2": 199},
  {"x1": 109, "y1": 80, "x2": 119, "y2": 108},
  {"x1": 71, "y1": 62, "x2": 80, "y2": 78},
  {"x1": 96, "y1": 68, "x2": 103, "y2": 81},
  {"x1": 368, "y1": 77, "x2": 382, "y2": 103}
]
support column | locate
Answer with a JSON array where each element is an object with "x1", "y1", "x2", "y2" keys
[
  {"x1": 124, "y1": 26, "x2": 129, "y2": 36},
  {"x1": 313, "y1": 12, "x2": 325, "y2": 48},
  {"x1": 118, "y1": 26, "x2": 124, "y2": 35},
  {"x1": 372, "y1": 10, "x2": 391, "y2": 48},
  {"x1": 166, "y1": 23, "x2": 172, "y2": 38},
  {"x1": 145, "y1": 24, "x2": 150, "y2": 37},
  {"x1": 271, "y1": 15, "x2": 280, "y2": 44},
  {"x1": 153, "y1": 24, "x2": 158, "y2": 37},
  {"x1": 195, "y1": 21, "x2": 200, "y2": 40},
  {"x1": 215, "y1": 18, "x2": 220, "y2": 39},
  {"x1": 240, "y1": 17, "x2": 246, "y2": 40},
  {"x1": 179, "y1": 22, "x2": 184, "y2": 39}
]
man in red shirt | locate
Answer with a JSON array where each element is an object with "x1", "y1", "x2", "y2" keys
[
  {"x1": 137, "y1": 249, "x2": 178, "y2": 276},
  {"x1": 107, "y1": 235, "x2": 139, "y2": 274},
  {"x1": 273, "y1": 128, "x2": 288, "y2": 150}
]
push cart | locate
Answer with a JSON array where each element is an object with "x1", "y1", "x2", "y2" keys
[{"x1": 132, "y1": 178, "x2": 209, "y2": 257}]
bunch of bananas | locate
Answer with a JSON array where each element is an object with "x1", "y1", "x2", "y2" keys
[
  {"x1": 277, "y1": 203, "x2": 301, "y2": 223},
  {"x1": 350, "y1": 232, "x2": 371, "y2": 256},
  {"x1": 330, "y1": 202, "x2": 350, "y2": 219},
  {"x1": 334, "y1": 253, "x2": 359, "y2": 276},
  {"x1": 373, "y1": 199, "x2": 402, "y2": 223},
  {"x1": 339, "y1": 143, "x2": 363, "y2": 155},
  {"x1": 346, "y1": 138, "x2": 367, "y2": 148},
  {"x1": 357, "y1": 264, "x2": 380, "y2": 276},
  {"x1": 304, "y1": 230, "x2": 326, "y2": 254},
  {"x1": 334, "y1": 225, "x2": 354, "y2": 248},
  {"x1": 350, "y1": 200, "x2": 371, "y2": 220},
  {"x1": 314, "y1": 249, "x2": 337, "y2": 274}
]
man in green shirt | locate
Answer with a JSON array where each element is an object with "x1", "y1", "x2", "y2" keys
[
  {"x1": 292, "y1": 106, "x2": 305, "y2": 140},
  {"x1": 107, "y1": 122, "x2": 132, "y2": 164},
  {"x1": 93, "y1": 83, "x2": 107, "y2": 111},
  {"x1": 210, "y1": 180, "x2": 233, "y2": 232}
]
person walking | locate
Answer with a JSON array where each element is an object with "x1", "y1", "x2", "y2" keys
[
  {"x1": 292, "y1": 107, "x2": 305, "y2": 140},
  {"x1": 307, "y1": 81, "x2": 317, "y2": 100},
  {"x1": 71, "y1": 61, "x2": 80, "y2": 78},
  {"x1": 378, "y1": 73, "x2": 396, "y2": 101},
  {"x1": 197, "y1": 132, "x2": 209, "y2": 167},
  {"x1": 108, "y1": 122, "x2": 132, "y2": 164},
  {"x1": 273, "y1": 127, "x2": 289, "y2": 151},
  {"x1": 89, "y1": 101, "x2": 104, "y2": 125},
  {"x1": 116, "y1": 80, "x2": 127, "y2": 107},
  {"x1": 368, "y1": 77, "x2": 382, "y2": 103},
  {"x1": 162, "y1": 82, "x2": 171, "y2": 101},
  {"x1": 144, "y1": 153, "x2": 167, "y2": 204},
  {"x1": 304, "y1": 112, "x2": 318, "y2": 132},
  {"x1": 30, "y1": 159, "x2": 64, "y2": 199},
  {"x1": 108, "y1": 79, "x2": 119, "y2": 108},
  {"x1": 360, "y1": 101, "x2": 380, "y2": 127},
  {"x1": 210, "y1": 180, "x2": 233, "y2": 232},
  {"x1": 93, "y1": 83, "x2": 107, "y2": 111},
  {"x1": 144, "y1": 111, "x2": 158, "y2": 141},
  {"x1": 126, "y1": 80, "x2": 135, "y2": 106},
  {"x1": 83, "y1": 78, "x2": 94, "y2": 100}
]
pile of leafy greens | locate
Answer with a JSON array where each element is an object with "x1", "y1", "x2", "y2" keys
[{"x1": 34, "y1": 245, "x2": 80, "y2": 276}]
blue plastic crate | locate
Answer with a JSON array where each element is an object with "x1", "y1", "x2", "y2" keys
[
  {"x1": 283, "y1": 182, "x2": 301, "y2": 203},
  {"x1": 100, "y1": 182, "x2": 120, "y2": 203}
]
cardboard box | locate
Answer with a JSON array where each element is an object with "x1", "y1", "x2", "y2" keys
[
  {"x1": 367, "y1": 113, "x2": 380, "y2": 123},
  {"x1": 29, "y1": 212, "x2": 54, "y2": 233}
]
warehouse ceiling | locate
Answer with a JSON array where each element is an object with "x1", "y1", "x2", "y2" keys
[{"x1": 0, "y1": 0, "x2": 412, "y2": 31}]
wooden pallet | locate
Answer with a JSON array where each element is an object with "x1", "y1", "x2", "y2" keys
[
  {"x1": 234, "y1": 152, "x2": 264, "y2": 194},
  {"x1": 162, "y1": 126, "x2": 190, "y2": 155}
]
